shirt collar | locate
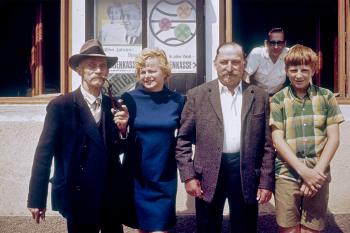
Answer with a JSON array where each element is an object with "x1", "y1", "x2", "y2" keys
[
  {"x1": 263, "y1": 47, "x2": 289, "y2": 61},
  {"x1": 80, "y1": 86, "x2": 102, "y2": 105},
  {"x1": 288, "y1": 84, "x2": 316, "y2": 101},
  {"x1": 218, "y1": 80, "x2": 242, "y2": 95}
]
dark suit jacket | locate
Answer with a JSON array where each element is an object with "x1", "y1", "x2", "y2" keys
[
  {"x1": 27, "y1": 88, "x2": 125, "y2": 224},
  {"x1": 176, "y1": 80, "x2": 276, "y2": 204}
]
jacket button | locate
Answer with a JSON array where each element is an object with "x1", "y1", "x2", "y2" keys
[
  {"x1": 79, "y1": 165, "x2": 84, "y2": 171},
  {"x1": 83, "y1": 145, "x2": 87, "y2": 148},
  {"x1": 75, "y1": 185, "x2": 81, "y2": 191}
]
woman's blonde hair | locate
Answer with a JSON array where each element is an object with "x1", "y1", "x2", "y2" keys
[
  {"x1": 134, "y1": 48, "x2": 171, "y2": 80},
  {"x1": 284, "y1": 44, "x2": 318, "y2": 71}
]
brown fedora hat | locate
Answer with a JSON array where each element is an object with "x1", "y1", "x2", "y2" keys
[{"x1": 68, "y1": 39, "x2": 118, "y2": 70}]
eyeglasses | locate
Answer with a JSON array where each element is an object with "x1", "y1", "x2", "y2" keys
[{"x1": 268, "y1": 40, "x2": 285, "y2": 46}]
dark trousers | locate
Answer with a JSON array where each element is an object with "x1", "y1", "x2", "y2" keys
[
  {"x1": 67, "y1": 205, "x2": 123, "y2": 233},
  {"x1": 195, "y1": 153, "x2": 258, "y2": 233},
  {"x1": 67, "y1": 159, "x2": 124, "y2": 233}
]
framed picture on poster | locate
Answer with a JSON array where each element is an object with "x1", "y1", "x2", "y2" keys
[{"x1": 95, "y1": 0, "x2": 142, "y2": 46}]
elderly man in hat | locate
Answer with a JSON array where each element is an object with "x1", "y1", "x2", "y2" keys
[{"x1": 27, "y1": 39, "x2": 129, "y2": 233}]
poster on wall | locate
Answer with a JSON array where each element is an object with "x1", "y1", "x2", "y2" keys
[
  {"x1": 95, "y1": 0, "x2": 142, "y2": 74},
  {"x1": 147, "y1": 0, "x2": 197, "y2": 73},
  {"x1": 94, "y1": 0, "x2": 142, "y2": 95}
]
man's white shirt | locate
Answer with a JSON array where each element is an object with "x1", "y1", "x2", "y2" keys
[
  {"x1": 219, "y1": 81, "x2": 242, "y2": 154},
  {"x1": 245, "y1": 46, "x2": 288, "y2": 94},
  {"x1": 80, "y1": 86, "x2": 102, "y2": 123}
]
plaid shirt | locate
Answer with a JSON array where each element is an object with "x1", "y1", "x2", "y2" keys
[{"x1": 270, "y1": 85, "x2": 344, "y2": 182}]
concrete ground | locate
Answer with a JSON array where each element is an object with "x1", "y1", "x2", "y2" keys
[{"x1": 1, "y1": 213, "x2": 350, "y2": 233}]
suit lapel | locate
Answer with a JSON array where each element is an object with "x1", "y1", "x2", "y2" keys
[
  {"x1": 73, "y1": 89, "x2": 105, "y2": 150},
  {"x1": 208, "y1": 80, "x2": 223, "y2": 123},
  {"x1": 241, "y1": 81, "x2": 255, "y2": 121}
]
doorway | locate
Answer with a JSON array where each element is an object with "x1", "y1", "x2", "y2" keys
[{"x1": 232, "y1": 0, "x2": 337, "y2": 91}]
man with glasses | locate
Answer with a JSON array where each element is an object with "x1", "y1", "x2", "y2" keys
[{"x1": 245, "y1": 27, "x2": 289, "y2": 95}]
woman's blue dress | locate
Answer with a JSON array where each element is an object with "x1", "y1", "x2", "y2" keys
[{"x1": 122, "y1": 85, "x2": 184, "y2": 231}]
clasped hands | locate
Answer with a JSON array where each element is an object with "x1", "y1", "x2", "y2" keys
[{"x1": 299, "y1": 166, "x2": 327, "y2": 198}]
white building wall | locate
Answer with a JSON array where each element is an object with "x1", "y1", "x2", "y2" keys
[
  {"x1": 71, "y1": 0, "x2": 86, "y2": 91},
  {"x1": 0, "y1": 104, "x2": 349, "y2": 216},
  {"x1": 205, "y1": 1, "x2": 220, "y2": 81}
]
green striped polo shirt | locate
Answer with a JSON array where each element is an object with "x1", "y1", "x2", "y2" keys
[{"x1": 270, "y1": 85, "x2": 344, "y2": 182}]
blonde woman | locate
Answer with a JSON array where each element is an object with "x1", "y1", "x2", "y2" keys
[{"x1": 122, "y1": 48, "x2": 184, "y2": 233}]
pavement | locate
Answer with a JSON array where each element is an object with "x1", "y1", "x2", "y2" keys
[{"x1": 1, "y1": 213, "x2": 350, "y2": 233}]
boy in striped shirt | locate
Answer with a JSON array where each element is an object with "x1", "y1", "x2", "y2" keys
[{"x1": 270, "y1": 44, "x2": 344, "y2": 233}]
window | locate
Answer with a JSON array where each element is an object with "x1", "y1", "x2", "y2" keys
[{"x1": 0, "y1": 0, "x2": 69, "y2": 103}]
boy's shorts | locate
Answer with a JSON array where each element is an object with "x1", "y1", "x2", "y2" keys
[{"x1": 275, "y1": 177, "x2": 329, "y2": 231}]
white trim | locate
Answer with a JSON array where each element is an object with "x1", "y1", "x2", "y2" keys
[
  {"x1": 205, "y1": 1, "x2": 220, "y2": 81},
  {"x1": 71, "y1": 0, "x2": 86, "y2": 90}
]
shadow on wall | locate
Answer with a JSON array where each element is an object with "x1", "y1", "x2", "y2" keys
[{"x1": 324, "y1": 210, "x2": 347, "y2": 233}]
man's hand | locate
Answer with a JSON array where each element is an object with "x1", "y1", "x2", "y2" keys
[
  {"x1": 112, "y1": 105, "x2": 129, "y2": 135},
  {"x1": 28, "y1": 208, "x2": 46, "y2": 224},
  {"x1": 256, "y1": 188, "x2": 272, "y2": 204},
  {"x1": 185, "y1": 178, "x2": 203, "y2": 198}
]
